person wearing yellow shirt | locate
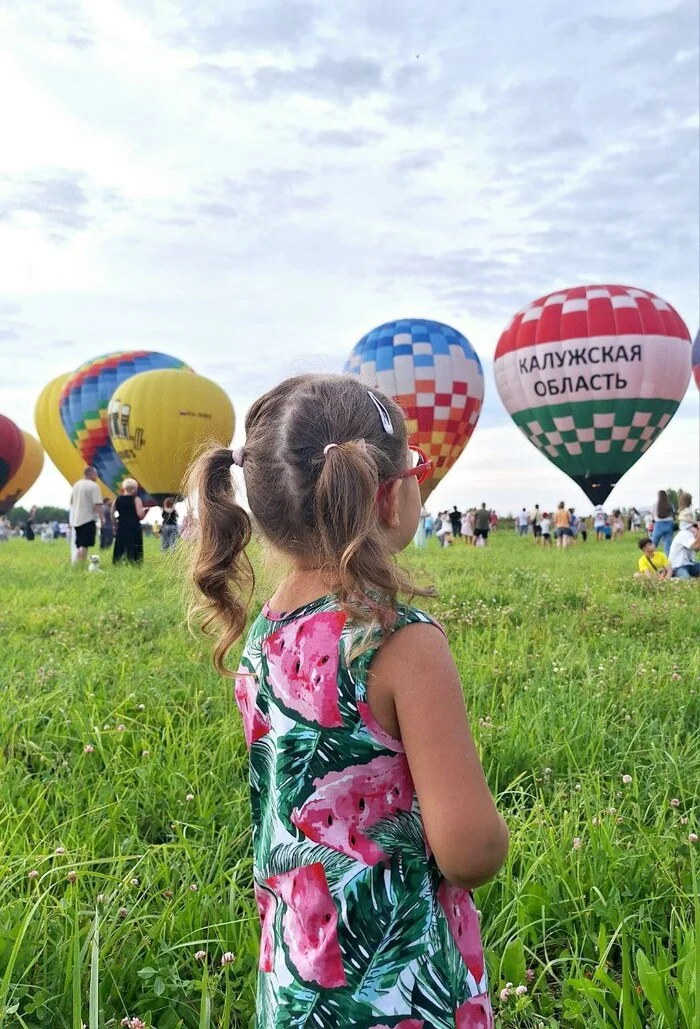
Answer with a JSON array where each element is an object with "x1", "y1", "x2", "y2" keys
[{"x1": 636, "y1": 537, "x2": 672, "y2": 580}]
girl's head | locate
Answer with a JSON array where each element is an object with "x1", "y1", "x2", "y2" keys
[
  {"x1": 123, "y1": 478, "x2": 139, "y2": 495},
  {"x1": 188, "y1": 374, "x2": 432, "y2": 672},
  {"x1": 679, "y1": 491, "x2": 692, "y2": 509},
  {"x1": 557, "y1": 500, "x2": 564, "y2": 509},
  {"x1": 163, "y1": 496, "x2": 174, "y2": 510}
]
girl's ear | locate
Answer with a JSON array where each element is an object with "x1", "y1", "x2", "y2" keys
[{"x1": 377, "y1": 479, "x2": 403, "y2": 530}]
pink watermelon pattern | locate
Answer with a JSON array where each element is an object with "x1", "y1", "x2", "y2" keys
[
  {"x1": 266, "y1": 863, "x2": 346, "y2": 988},
  {"x1": 369, "y1": 1022, "x2": 425, "y2": 1029},
  {"x1": 291, "y1": 754, "x2": 414, "y2": 864},
  {"x1": 455, "y1": 994, "x2": 494, "y2": 1029},
  {"x1": 235, "y1": 672, "x2": 271, "y2": 749},
  {"x1": 369, "y1": 1022, "x2": 425, "y2": 1028},
  {"x1": 264, "y1": 610, "x2": 346, "y2": 727},
  {"x1": 438, "y1": 883, "x2": 485, "y2": 985},
  {"x1": 255, "y1": 884, "x2": 275, "y2": 973}
]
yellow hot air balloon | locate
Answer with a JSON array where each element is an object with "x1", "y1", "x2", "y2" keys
[
  {"x1": 0, "y1": 431, "x2": 44, "y2": 513},
  {"x1": 35, "y1": 374, "x2": 114, "y2": 499},
  {"x1": 108, "y1": 369, "x2": 235, "y2": 501}
]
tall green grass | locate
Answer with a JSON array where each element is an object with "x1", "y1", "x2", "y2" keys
[{"x1": 0, "y1": 534, "x2": 697, "y2": 1027}]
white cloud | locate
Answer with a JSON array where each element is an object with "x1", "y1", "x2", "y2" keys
[{"x1": 0, "y1": 0, "x2": 697, "y2": 513}]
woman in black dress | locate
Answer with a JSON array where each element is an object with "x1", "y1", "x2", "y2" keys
[{"x1": 112, "y1": 479, "x2": 145, "y2": 564}]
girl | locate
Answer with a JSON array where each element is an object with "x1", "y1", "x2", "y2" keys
[
  {"x1": 611, "y1": 509, "x2": 624, "y2": 541},
  {"x1": 112, "y1": 478, "x2": 145, "y2": 564},
  {"x1": 188, "y1": 375, "x2": 508, "y2": 1029},
  {"x1": 461, "y1": 507, "x2": 474, "y2": 544},
  {"x1": 540, "y1": 511, "x2": 552, "y2": 546},
  {"x1": 651, "y1": 490, "x2": 674, "y2": 556}
]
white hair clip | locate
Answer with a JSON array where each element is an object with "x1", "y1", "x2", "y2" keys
[
  {"x1": 367, "y1": 391, "x2": 394, "y2": 434},
  {"x1": 230, "y1": 447, "x2": 245, "y2": 467},
  {"x1": 323, "y1": 443, "x2": 339, "y2": 456}
]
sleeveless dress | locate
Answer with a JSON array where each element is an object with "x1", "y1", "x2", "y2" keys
[
  {"x1": 236, "y1": 596, "x2": 493, "y2": 1029},
  {"x1": 112, "y1": 495, "x2": 143, "y2": 564}
]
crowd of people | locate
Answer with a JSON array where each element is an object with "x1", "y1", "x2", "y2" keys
[
  {"x1": 66, "y1": 466, "x2": 185, "y2": 567},
  {"x1": 412, "y1": 490, "x2": 698, "y2": 580}
]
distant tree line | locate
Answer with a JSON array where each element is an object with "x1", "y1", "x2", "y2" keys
[{"x1": 6, "y1": 506, "x2": 69, "y2": 527}]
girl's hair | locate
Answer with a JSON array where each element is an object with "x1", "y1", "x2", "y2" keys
[
  {"x1": 163, "y1": 496, "x2": 174, "y2": 509},
  {"x1": 678, "y1": 491, "x2": 692, "y2": 508},
  {"x1": 123, "y1": 478, "x2": 138, "y2": 494},
  {"x1": 187, "y1": 374, "x2": 433, "y2": 675},
  {"x1": 656, "y1": 490, "x2": 673, "y2": 519}
]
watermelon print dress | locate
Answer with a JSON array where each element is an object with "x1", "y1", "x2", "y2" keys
[{"x1": 236, "y1": 595, "x2": 493, "y2": 1029}]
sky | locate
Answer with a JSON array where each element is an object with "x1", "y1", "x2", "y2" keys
[{"x1": 0, "y1": 0, "x2": 698, "y2": 517}]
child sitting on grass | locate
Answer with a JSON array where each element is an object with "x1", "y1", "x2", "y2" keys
[{"x1": 188, "y1": 374, "x2": 508, "y2": 1029}]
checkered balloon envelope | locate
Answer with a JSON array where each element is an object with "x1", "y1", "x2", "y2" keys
[
  {"x1": 494, "y1": 285, "x2": 692, "y2": 505},
  {"x1": 344, "y1": 319, "x2": 484, "y2": 500}
]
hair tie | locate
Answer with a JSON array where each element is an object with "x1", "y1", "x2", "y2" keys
[
  {"x1": 230, "y1": 447, "x2": 244, "y2": 467},
  {"x1": 323, "y1": 443, "x2": 339, "y2": 456}
]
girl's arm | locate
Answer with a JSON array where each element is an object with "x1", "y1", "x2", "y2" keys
[
  {"x1": 369, "y1": 623, "x2": 509, "y2": 890},
  {"x1": 135, "y1": 497, "x2": 146, "y2": 521}
]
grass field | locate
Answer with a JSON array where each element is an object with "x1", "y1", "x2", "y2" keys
[{"x1": 0, "y1": 533, "x2": 698, "y2": 1028}]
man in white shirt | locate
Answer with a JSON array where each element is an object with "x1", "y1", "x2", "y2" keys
[
  {"x1": 669, "y1": 523, "x2": 700, "y2": 580},
  {"x1": 70, "y1": 467, "x2": 104, "y2": 563},
  {"x1": 516, "y1": 508, "x2": 529, "y2": 536}
]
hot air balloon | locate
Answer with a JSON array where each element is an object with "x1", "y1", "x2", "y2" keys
[
  {"x1": 0, "y1": 432, "x2": 44, "y2": 514},
  {"x1": 494, "y1": 285, "x2": 692, "y2": 504},
  {"x1": 0, "y1": 414, "x2": 25, "y2": 492},
  {"x1": 108, "y1": 369, "x2": 235, "y2": 502},
  {"x1": 693, "y1": 330, "x2": 700, "y2": 390},
  {"x1": 59, "y1": 351, "x2": 190, "y2": 500},
  {"x1": 344, "y1": 319, "x2": 484, "y2": 499},
  {"x1": 35, "y1": 375, "x2": 114, "y2": 499}
]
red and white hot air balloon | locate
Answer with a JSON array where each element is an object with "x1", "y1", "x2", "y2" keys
[{"x1": 494, "y1": 284, "x2": 691, "y2": 504}]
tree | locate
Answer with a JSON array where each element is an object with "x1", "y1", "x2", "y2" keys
[{"x1": 7, "y1": 506, "x2": 69, "y2": 527}]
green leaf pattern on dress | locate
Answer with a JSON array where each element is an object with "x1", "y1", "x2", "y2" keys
[{"x1": 236, "y1": 596, "x2": 493, "y2": 1028}]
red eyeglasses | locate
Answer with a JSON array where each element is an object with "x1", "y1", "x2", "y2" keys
[{"x1": 378, "y1": 446, "x2": 433, "y2": 499}]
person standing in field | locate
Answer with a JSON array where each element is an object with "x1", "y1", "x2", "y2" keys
[
  {"x1": 516, "y1": 508, "x2": 529, "y2": 537},
  {"x1": 187, "y1": 375, "x2": 508, "y2": 1028},
  {"x1": 100, "y1": 497, "x2": 114, "y2": 550},
  {"x1": 461, "y1": 507, "x2": 474, "y2": 544},
  {"x1": 611, "y1": 509, "x2": 624, "y2": 541},
  {"x1": 651, "y1": 490, "x2": 675, "y2": 557},
  {"x1": 530, "y1": 504, "x2": 541, "y2": 542},
  {"x1": 553, "y1": 501, "x2": 572, "y2": 549},
  {"x1": 112, "y1": 478, "x2": 145, "y2": 565},
  {"x1": 644, "y1": 510, "x2": 654, "y2": 535},
  {"x1": 540, "y1": 511, "x2": 552, "y2": 546},
  {"x1": 474, "y1": 502, "x2": 490, "y2": 544},
  {"x1": 70, "y1": 468, "x2": 104, "y2": 563},
  {"x1": 449, "y1": 506, "x2": 462, "y2": 538},
  {"x1": 424, "y1": 512, "x2": 434, "y2": 539},
  {"x1": 160, "y1": 497, "x2": 180, "y2": 551},
  {"x1": 593, "y1": 506, "x2": 607, "y2": 541},
  {"x1": 489, "y1": 509, "x2": 498, "y2": 533}
]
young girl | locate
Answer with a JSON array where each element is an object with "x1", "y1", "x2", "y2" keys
[
  {"x1": 540, "y1": 512, "x2": 552, "y2": 546},
  {"x1": 189, "y1": 375, "x2": 508, "y2": 1029}
]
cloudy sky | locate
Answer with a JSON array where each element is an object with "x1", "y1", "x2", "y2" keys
[{"x1": 1, "y1": 0, "x2": 698, "y2": 515}]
